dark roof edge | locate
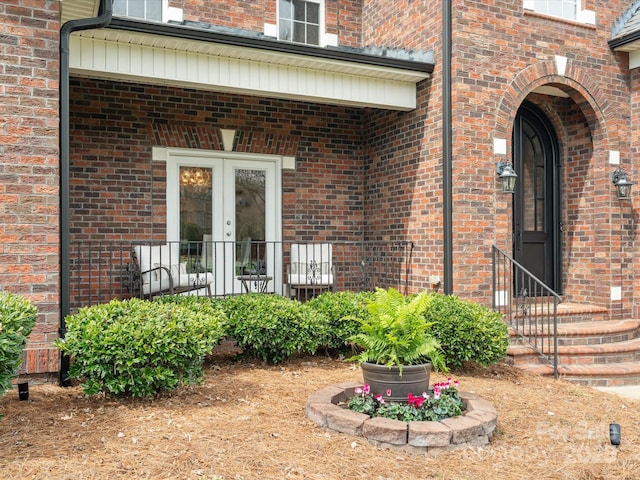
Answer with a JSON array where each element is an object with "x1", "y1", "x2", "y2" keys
[
  {"x1": 106, "y1": 18, "x2": 434, "y2": 74},
  {"x1": 609, "y1": 30, "x2": 640, "y2": 50}
]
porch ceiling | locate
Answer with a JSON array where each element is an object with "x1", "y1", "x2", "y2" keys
[{"x1": 67, "y1": 20, "x2": 431, "y2": 111}]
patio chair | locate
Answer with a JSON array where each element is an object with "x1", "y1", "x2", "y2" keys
[
  {"x1": 131, "y1": 243, "x2": 214, "y2": 298},
  {"x1": 287, "y1": 243, "x2": 334, "y2": 298}
]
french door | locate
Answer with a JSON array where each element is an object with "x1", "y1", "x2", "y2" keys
[{"x1": 166, "y1": 151, "x2": 281, "y2": 295}]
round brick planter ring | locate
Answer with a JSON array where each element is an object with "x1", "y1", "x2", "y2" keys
[{"x1": 306, "y1": 381, "x2": 498, "y2": 452}]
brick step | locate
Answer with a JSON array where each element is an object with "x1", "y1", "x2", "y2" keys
[
  {"x1": 509, "y1": 337, "x2": 640, "y2": 365},
  {"x1": 508, "y1": 320, "x2": 640, "y2": 346},
  {"x1": 518, "y1": 362, "x2": 640, "y2": 387},
  {"x1": 511, "y1": 302, "x2": 608, "y2": 324}
]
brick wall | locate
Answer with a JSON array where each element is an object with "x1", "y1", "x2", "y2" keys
[
  {"x1": 360, "y1": 1, "x2": 444, "y2": 293},
  {"x1": 632, "y1": 68, "x2": 640, "y2": 320},
  {"x1": 69, "y1": 78, "x2": 367, "y2": 244},
  {"x1": 176, "y1": 0, "x2": 363, "y2": 48},
  {"x1": 0, "y1": 0, "x2": 61, "y2": 380},
  {"x1": 445, "y1": 0, "x2": 633, "y2": 310}
]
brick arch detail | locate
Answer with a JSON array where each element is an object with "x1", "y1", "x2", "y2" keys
[
  {"x1": 493, "y1": 60, "x2": 611, "y2": 153},
  {"x1": 148, "y1": 124, "x2": 299, "y2": 157}
]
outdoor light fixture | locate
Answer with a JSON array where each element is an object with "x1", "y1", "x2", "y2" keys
[
  {"x1": 611, "y1": 168, "x2": 634, "y2": 200},
  {"x1": 496, "y1": 161, "x2": 517, "y2": 194}
]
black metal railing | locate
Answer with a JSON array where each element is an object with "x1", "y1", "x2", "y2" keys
[
  {"x1": 68, "y1": 240, "x2": 415, "y2": 312},
  {"x1": 492, "y1": 245, "x2": 560, "y2": 378}
]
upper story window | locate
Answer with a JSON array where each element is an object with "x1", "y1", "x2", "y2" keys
[
  {"x1": 278, "y1": 0, "x2": 322, "y2": 46},
  {"x1": 113, "y1": 0, "x2": 163, "y2": 21},
  {"x1": 525, "y1": 0, "x2": 579, "y2": 21}
]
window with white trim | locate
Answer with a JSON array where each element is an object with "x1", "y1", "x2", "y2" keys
[
  {"x1": 525, "y1": 0, "x2": 579, "y2": 21},
  {"x1": 113, "y1": 0, "x2": 164, "y2": 21},
  {"x1": 278, "y1": 0, "x2": 323, "y2": 46}
]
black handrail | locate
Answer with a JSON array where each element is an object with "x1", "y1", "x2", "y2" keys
[{"x1": 492, "y1": 245, "x2": 560, "y2": 379}]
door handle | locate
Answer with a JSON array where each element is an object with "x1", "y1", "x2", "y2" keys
[{"x1": 226, "y1": 231, "x2": 232, "y2": 236}]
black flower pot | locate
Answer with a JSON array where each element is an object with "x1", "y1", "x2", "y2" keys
[{"x1": 360, "y1": 362, "x2": 431, "y2": 403}]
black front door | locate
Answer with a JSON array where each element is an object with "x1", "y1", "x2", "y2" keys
[{"x1": 512, "y1": 102, "x2": 561, "y2": 293}]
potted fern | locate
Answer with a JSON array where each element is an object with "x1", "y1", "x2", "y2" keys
[{"x1": 350, "y1": 287, "x2": 447, "y2": 402}]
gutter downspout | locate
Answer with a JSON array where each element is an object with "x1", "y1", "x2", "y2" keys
[
  {"x1": 442, "y1": 0, "x2": 453, "y2": 294},
  {"x1": 59, "y1": 0, "x2": 113, "y2": 386}
]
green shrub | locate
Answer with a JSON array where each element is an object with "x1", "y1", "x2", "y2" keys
[
  {"x1": 0, "y1": 292, "x2": 37, "y2": 397},
  {"x1": 55, "y1": 298, "x2": 227, "y2": 398},
  {"x1": 305, "y1": 290, "x2": 373, "y2": 353},
  {"x1": 424, "y1": 293, "x2": 508, "y2": 369},
  {"x1": 220, "y1": 293, "x2": 328, "y2": 364},
  {"x1": 153, "y1": 294, "x2": 227, "y2": 321}
]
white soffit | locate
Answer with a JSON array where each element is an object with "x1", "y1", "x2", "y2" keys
[
  {"x1": 69, "y1": 29, "x2": 429, "y2": 110},
  {"x1": 60, "y1": 0, "x2": 101, "y2": 24}
]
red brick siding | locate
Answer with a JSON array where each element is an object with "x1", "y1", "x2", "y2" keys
[
  {"x1": 1, "y1": 0, "x2": 60, "y2": 378},
  {"x1": 176, "y1": 0, "x2": 362, "y2": 48},
  {"x1": 69, "y1": 78, "x2": 366, "y2": 244},
  {"x1": 632, "y1": 68, "x2": 640, "y2": 320},
  {"x1": 442, "y1": 0, "x2": 634, "y2": 311}
]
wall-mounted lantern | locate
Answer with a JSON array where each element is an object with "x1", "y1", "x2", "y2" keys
[
  {"x1": 496, "y1": 161, "x2": 517, "y2": 194},
  {"x1": 611, "y1": 168, "x2": 634, "y2": 200}
]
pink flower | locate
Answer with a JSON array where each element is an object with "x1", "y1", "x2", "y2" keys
[
  {"x1": 362, "y1": 384, "x2": 370, "y2": 395},
  {"x1": 407, "y1": 393, "x2": 424, "y2": 408},
  {"x1": 375, "y1": 394, "x2": 383, "y2": 402},
  {"x1": 453, "y1": 380, "x2": 460, "y2": 388},
  {"x1": 354, "y1": 387, "x2": 363, "y2": 395},
  {"x1": 386, "y1": 389, "x2": 392, "y2": 397},
  {"x1": 434, "y1": 389, "x2": 441, "y2": 400}
]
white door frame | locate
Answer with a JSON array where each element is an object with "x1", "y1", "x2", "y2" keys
[{"x1": 158, "y1": 147, "x2": 283, "y2": 295}]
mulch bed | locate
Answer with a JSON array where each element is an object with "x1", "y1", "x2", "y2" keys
[{"x1": 1, "y1": 348, "x2": 639, "y2": 479}]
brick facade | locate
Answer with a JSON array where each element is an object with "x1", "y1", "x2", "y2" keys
[
  {"x1": 5, "y1": 0, "x2": 640, "y2": 378},
  {"x1": 1, "y1": 0, "x2": 61, "y2": 380},
  {"x1": 68, "y1": 79, "x2": 367, "y2": 244}
]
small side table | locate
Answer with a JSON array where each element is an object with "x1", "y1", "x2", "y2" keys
[{"x1": 237, "y1": 274, "x2": 273, "y2": 293}]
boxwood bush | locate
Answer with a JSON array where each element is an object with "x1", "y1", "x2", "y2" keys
[
  {"x1": 56, "y1": 297, "x2": 227, "y2": 398},
  {"x1": 424, "y1": 293, "x2": 508, "y2": 369},
  {"x1": 220, "y1": 293, "x2": 328, "y2": 364},
  {"x1": 0, "y1": 292, "x2": 37, "y2": 398},
  {"x1": 306, "y1": 290, "x2": 373, "y2": 353}
]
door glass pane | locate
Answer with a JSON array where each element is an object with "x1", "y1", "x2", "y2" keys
[
  {"x1": 523, "y1": 123, "x2": 545, "y2": 232},
  {"x1": 523, "y1": 136, "x2": 535, "y2": 231},
  {"x1": 179, "y1": 166, "x2": 212, "y2": 242},
  {"x1": 235, "y1": 169, "x2": 266, "y2": 274}
]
